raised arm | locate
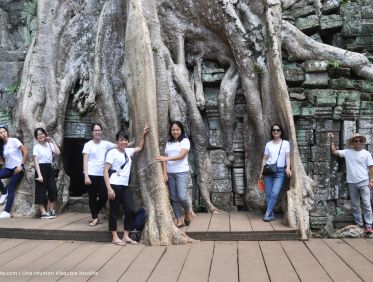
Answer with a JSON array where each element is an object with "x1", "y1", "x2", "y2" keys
[
  {"x1": 134, "y1": 122, "x2": 150, "y2": 153},
  {"x1": 328, "y1": 133, "x2": 340, "y2": 156}
]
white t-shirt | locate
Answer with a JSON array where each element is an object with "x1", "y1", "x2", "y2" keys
[
  {"x1": 165, "y1": 138, "x2": 190, "y2": 173},
  {"x1": 3, "y1": 138, "x2": 23, "y2": 169},
  {"x1": 105, "y1": 148, "x2": 135, "y2": 186},
  {"x1": 82, "y1": 140, "x2": 116, "y2": 176},
  {"x1": 338, "y1": 149, "x2": 373, "y2": 184},
  {"x1": 33, "y1": 143, "x2": 56, "y2": 164},
  {"x1": 264, "y1": 140, "x2": 290, "y2": 168}
]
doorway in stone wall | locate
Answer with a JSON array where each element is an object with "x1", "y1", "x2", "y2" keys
[{"x1": 62, "y1": 138, "x2": 88, "y2": 196}]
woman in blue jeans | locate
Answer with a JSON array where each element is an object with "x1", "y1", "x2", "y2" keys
[
  {"x1": 260, "y1": 124, "x2": 292, "y2": 222},
  {"x1": 156, "y1": 121, "x2": 194, "y2": 228},
  {"x1": 0, "y1": 125, "x2": 28, "y2": 219}
]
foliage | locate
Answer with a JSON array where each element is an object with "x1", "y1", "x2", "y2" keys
[
  {"x1": 328, "y1": 60, "x2": 341, "y2": 70},
  {"x1": 339, "y1": 0, "x2": 349, "y2": 6},
  {"x1": 252, "y1": 63, "x2": 264, "y2": 76},
  {"x1": 4, "y1": 82, "x2": 20, "y2": 95}
]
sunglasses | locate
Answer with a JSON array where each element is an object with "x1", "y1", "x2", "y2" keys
[
  {"x1": 353, "y1": 139, "x2": 363, "y2": 144},
  {"x1": 272, "y1": 129, "x2": 281, "y2": 132}
]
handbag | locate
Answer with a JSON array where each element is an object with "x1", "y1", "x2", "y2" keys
[
  {"x1": 48, "y1": 143, "x2": 59, "y2": 178},
  {"x1": 262, "y1": 141, "x2": 283, "y2": 176}
]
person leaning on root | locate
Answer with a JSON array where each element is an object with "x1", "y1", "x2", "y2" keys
[
  {"x1": 33, "y1": 127, "x2": 60, "y2": 219},
  {"x1": 0, "y1": 125, "x2": 28, "y2": 219},
  {"x1": 104, "y1": 123, "x2": 150, "y2": 246},
  {"x1": 259, "y1": 124, "x2": 292, "y2": 222},
  {"x1": 155, "y1": 121, "x2": 195, "y2": 228},
  {"x1": 328, "y1": 132, "x2": 373, "y2": 235}
]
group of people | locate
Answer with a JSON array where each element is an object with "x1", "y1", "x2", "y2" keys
[{"x1": 0, "y1": 120, "x2": 371, "y2": 238}]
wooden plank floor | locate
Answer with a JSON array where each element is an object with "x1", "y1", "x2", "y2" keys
[
  {"x1": 0, "y1": 212, "x2": 297, "y2": 241},
  {"x1": 0, "y1": 238, "x2": 371, "y2": 281}
]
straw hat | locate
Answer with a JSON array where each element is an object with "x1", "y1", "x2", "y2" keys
[{"x1": 347, "y1": 133, "x2": 366, "y2": 145}]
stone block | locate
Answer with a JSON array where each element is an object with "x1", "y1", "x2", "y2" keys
[
  {"x1": 209, "y1": 128, "x2": 223, "y2": 148},
  {"x1": 315, "y1": 120, "x2": 340, "y2": 132},
  {"x1": 356, "y1": 80, "x2": 373, "y2": 93},
  {"x1": 329, "y1": 78, "x2": 356, "y2": 90},
  {"x1": 234, "y1": 194, "x2": 244, "y2": 206},
  {"x1": 290, "y1": 92, "x2": 306, "y2": 101},
  {"x1": 283, "y1": 63, "x2": 304, "y2": 83},
  {"x1": 292, "y1": 4, "x2": 316, "y2": 18},
  {"x1": 313, "y1": 162, "x2": 330, "y2": 175},
  {"x1": 313, "y1": 174, "x2": 331, "y2": 189},
  {"x1": 311, "y1": 146, "x2": 330, "y2": 162},
  {"x1": 315, "y1": 131, "x2": 339, "y2": 145},
  {"x1": 303, "y1": 73, "x2": 329, "y2": 87},
  {"x1": 310, "y1": 216, "x2": 327, "y2": 230},
  {"x1": 355, "y1": 35, "x2": 373, "y2": 51},
  {"x1": 332, "y1": 106, "x2": 343, "y2": 120},
  {"x1": 204, "y1": 87, "x2": 219, "y2": 108},
  {"x1": 360, "y1": 101, "x2": 373, "y2": 116},
  {"x1": 212, "y1": 163, "x2": 229, "y2": 180},
  {"x1": 291, "y1": 101, "x2": 301, "y2": 116},
  {"x1": 358, "y1": 118, "x2": 373, "y2": 129},
  {"x1": 336, "y1": 199, "x2": 352, "y2": 216},
  {"x1": 340, "y1": 2, "x2": 362, "y2": 19},
  {"x1": 310, "y1": 199, "x2": 328, "y2": 216},
  {"x1": 296, "y1": 129, "x2": 314, "y2": 146},
  {"x1": 232, "y1": 168, "x2": 245, "y2": 194},
  {"x1": 202, "y1": 73, "x2": 225, "y2": 83},
  {"x1": 300, "y1": 106, "x2": 315, "y2": 117},
  {"x1": 362, "y1": 5, "x2": 373, "y2": 19},
  {"x1": 212, "y1": 179, "x2": 232, "y2": 193},
  {"x1": 296, "y1": 119, "x2": 316, "y2": 129},
  {"x1": 342, "y1": 120, "x2": 357, "y2": 145},
  {"x1": 233, "y1": 122, "x2": 244, "y2": 151},
  {"x1": 295, "y1": 15, "x2": 319, "y2": 32},
  {"x1": 320, "y1": 15, "x2": 343, "y2": 31},
  {"x1": 358, "y1": 19, "x2": 373, "y2": 34},
  {"x1": 232, "y1": 152, "x2": 245, "y2": 168},
  {"x1": 298, "y1": 146, "x2": 310, "y2": 161},
  {"x1": 322, "y1": 0, "x2": 339, "y2": 13},
  {"x1": 304, "y1": 61, "x2": 329, "y2": 73},
  {"x1": 327, "y1": 68, "x2": 351, "y2": 79},
  {"x1": 209, "y1": 149, "x2": 226, "y2": 163},
  {"x1": 212, "y1": 192, "x2": 233, "y2": 206},
  {"x1": 341, "y1": 19, "x2": 361, "y2": 37},
  {"x1": 307, "y1": 89, "x2": 337, "y2": 106},
  {"x1": 315, "y1": 107, "x2": 333, "y2": 118}
]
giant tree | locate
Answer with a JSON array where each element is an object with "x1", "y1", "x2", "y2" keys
[{"x1": 12, "y1": 0, "x2": 373, "y2": 244}]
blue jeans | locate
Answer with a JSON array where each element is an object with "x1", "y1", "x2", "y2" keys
[
  {"x1": 168, "y1": 172, "x2": 190, "y2": 219},
  {"x1": 348, "y1": 181, "x2": 372, "y2": 228},
  {"x1": 263, "y1": 167, "x2": 285, "y2": 214},
  {"x1": 0, "y1": 167, "x2": 24, "y2": 213}
]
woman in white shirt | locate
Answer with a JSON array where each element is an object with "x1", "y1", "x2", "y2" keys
[
  {"x1": 260, "y1": 124, "x2": 292, "y2": 222},
  {"x1": 83, "y1": 123, "x2": 116, "y2": 226},
  {"x1": 156, "y1": 121, "x2": 194, "y2": 228},
  {"x1": 104, "y1": 123, "x2": 149, "y2": 246},
  {"x1": 0, "y1": 125, "x2": 28, "y2": 219},
  {"x1": 33, "y1": 127, "x2": 61, "y2": 219}
]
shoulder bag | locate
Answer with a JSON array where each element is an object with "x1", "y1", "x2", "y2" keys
[{"x1": 262, "y1": 141, "x2": 283, "y2": 176}]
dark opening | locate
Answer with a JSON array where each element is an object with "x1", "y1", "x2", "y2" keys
[{"x1": 62, "y1": 138, "x2": 88, "y2": 196}]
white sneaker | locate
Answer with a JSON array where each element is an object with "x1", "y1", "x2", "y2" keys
[
  {"x1": 0, "y1": 194, "x2": 7, "y2": 205},
  {"x1": 0, "y1": 211, "x2": 10, "y2": 219}
]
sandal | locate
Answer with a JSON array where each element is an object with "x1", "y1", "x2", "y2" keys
[
  {"x1": 89, "y1": 219, "x2": 100, "y2": 226},
  {"x1": 112, "y1": 240, "x2": 126, "y2": 246},
  {"x1": 124, "y1": 240, "x2": 139, "y2": 245}
]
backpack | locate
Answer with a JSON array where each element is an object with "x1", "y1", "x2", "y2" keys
[{"x1": 130, "y1": 207, "x2": 148, "y2": 242}]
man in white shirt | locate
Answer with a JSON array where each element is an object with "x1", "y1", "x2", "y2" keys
[{"x1": 329, "y1": 132, "x2": 373, "y2": 234}]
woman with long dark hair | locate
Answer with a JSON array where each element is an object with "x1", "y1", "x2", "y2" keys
[
  {"x1": 0, "y1": 125, "x2": 28, "y2": 219},
  {"x1": 33, "y1": 127, "x2": 60, "y2": 219},
  {"x1": 83, "y1": 123, "x2": 116, "y2": 226},
  {"x1": 260, "y1": 124, "x2": 292, "y2": 222},
  {"x1": 156, "y1": 121, "x2": 194, "y2": 227}
]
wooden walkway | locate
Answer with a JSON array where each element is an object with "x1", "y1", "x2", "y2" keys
[
  {"x1": 0, "y1": 238, "x2": 372, "y2": 281},
  {"x1": 0, "y1": 212, "x2": 297, "y2": 241}
]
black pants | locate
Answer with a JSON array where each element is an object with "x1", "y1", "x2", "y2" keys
[
  {"x1": 109, "y1": 185, "x2": 135, "y2": 232},
  {"x1": 87, "y1": 175, "x2": 108, "y2": 219},
  {"x1": 34, "y1": 164, "x2": 57, "y2": 204}
]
